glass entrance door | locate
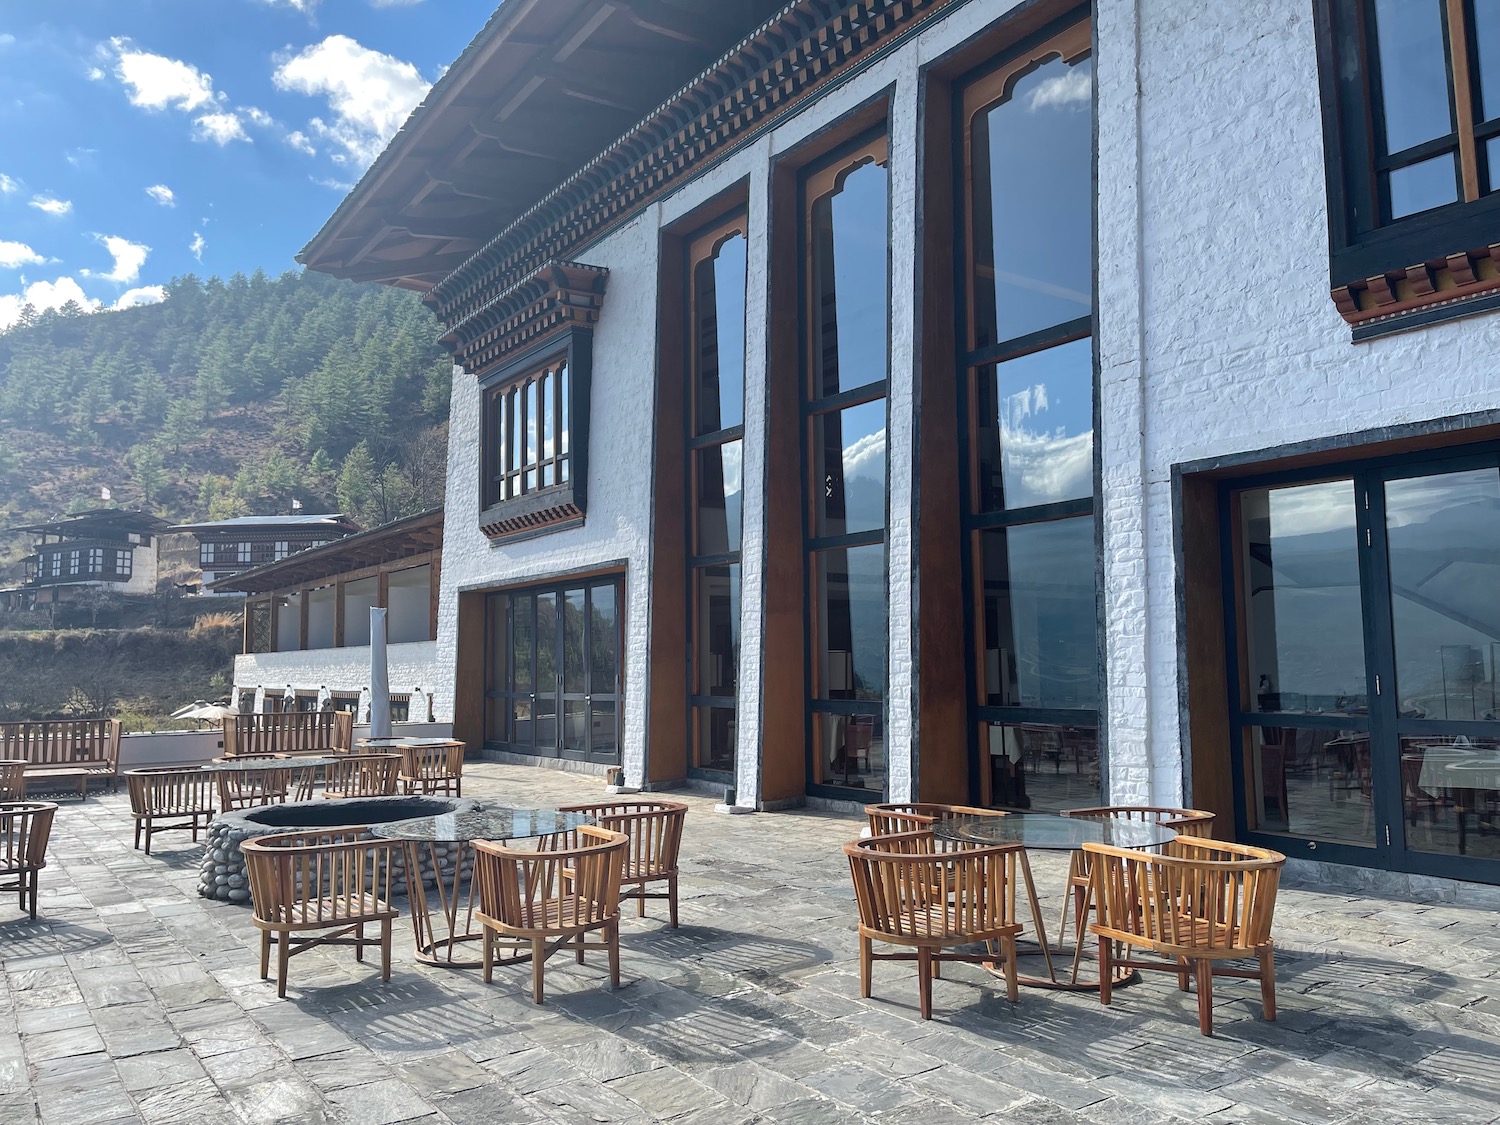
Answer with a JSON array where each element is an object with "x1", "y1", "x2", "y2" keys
[
  {"x1": 1227, "y1": 450, "x2": 1500, "y2": 882},
  {"x1": 485, "y1": 576, "x2": 623, "y2": 766}
]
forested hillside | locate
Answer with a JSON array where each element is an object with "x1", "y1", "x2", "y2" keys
[{"x1": 0, "y1": 270, "x2": 452, "y2": 536}]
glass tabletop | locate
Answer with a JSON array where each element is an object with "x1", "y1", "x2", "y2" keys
[
  {"x1": 933, "y1": 812, "x2": 1176, "y2": 851},
  {"x1": 370, "y1": 807, "x2": 594, "y2": 843},
  {"x1": 198, "y1": 756, "x2": 343, "y2": 772}
]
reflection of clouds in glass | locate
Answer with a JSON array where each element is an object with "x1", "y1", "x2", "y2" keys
[
  {"x1": 1386, "y1": 470, "x2": 1499, "y2": 528},
  {"x1": 1267, "y1": 480, "x2": 1357, "y2": 537},
  {"x1": 843, "y1": 427, "x2": 886, "y2": 481},
  {"x1": 999, "y1": 425, "x2": 1092, "y2": 509},
  {"x1": 1026, "y1": 63, "x2": 1092, "y2": 112},
  {"x1": 722, "y1": 440, "x2": 743, "y2": 497}
]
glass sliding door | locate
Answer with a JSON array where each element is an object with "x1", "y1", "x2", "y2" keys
[
  {"x1": 959, "y1": 17, "x2": 1099, "y2": 811},
  {"x1": 686, "y1": 212, "x2": 748, "y2": 777},
  {"x1": 484, "y1": 575, "x2": 624, "y2": 766},
  {"x1": 1226, "y1": 447, "x2": 1500, "y2": 883},
  {"x1": 801, "y1": 133, "x2": 890, "y2": 796}
]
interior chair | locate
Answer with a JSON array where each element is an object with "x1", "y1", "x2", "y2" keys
[
  {"x1": 0, "y1": 801, "x2": 58, "y2": 920},
  {"x1": 399, "y1": 743, "x2": 465, "y2": 796},
  {"x1": 1057, "y1": 805, "x2": 1216, "y2": 943},
  {"x1": 1085, "y1": 836, "x2": 1285, "y2": 1036},
  {"x1": 127, "y1": 767, "x2": 217, "y2": 855},
  {"x1": 844, "y1": 830, "x2": 1023, "y2": 1020},
  {"x1": 322, "y1": 754, "x2": 401, "y2": 799},
  {"x1": 240, "y1": 828, "x2": 402, "y2": 998},
  {"x1": 558, "y1": 800, "x2": 688, "y2": 926},
  {"x1": 471, "y1": 825, "x2": 628, "y2": 1004},
  {"x1": 0, "y1": 760, "x2": 26, "y2": 801}
]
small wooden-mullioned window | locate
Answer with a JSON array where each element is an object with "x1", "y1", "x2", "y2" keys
[
  {"x1": 1318, "y1": 0, "x2": 1500, "y2": 329},
  {"x1": 478, "y1": 332, "x2": 592, "y2": 541}
]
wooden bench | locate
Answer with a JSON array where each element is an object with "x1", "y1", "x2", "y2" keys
[
  {"x1": 0, "y1": 719, "x2": 121, "y2": 799},
  {"x1": 221, "y1": 712, "x2": 354, "y2": 759}
]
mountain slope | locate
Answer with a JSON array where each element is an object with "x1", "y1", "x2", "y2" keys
[{"x1": 0, "y1": 269, "x2": 452, "y2": 535}]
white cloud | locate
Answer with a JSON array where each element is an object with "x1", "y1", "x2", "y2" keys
[
  {"x1": 194, "y1": 112, "x2": 249, "y2": 145},
  {"x1": 285, "y1": 130, "x2": 316, "y2": 156},
  {"x1": 0, "y1": 277, "x2": 102, "y2": 331},
  {"x1": 146, "y1": 184, "x2": 176, "y2": 207},
  {"x1": 83, "y1": 235, "x2": 150, "y2": 284},
  {"x1": 189, "y1": 232, "x2": 205, "y2": 261},
  {"x1": 258, "y1": 0, "x2": 321, "y2": 11},
  {"x1": 114, "y1": 286, "x2": 165, "y2": 310},
  {"x1": 29, "y1": 195, "x2": 72, "y2": 216},
  {"x1": 113, "y1": 41, "x2": 216, "y2": 112},
  {"x1": 1027, "y1": 64, "x2": 1092, "y2": 112},
  {"x1": 0, "y1": 173, "x2": 18, "y2": 194},
  {"x1": 243, "y1": 106, "x2": 276, "y2": 128},
  {"x1": 0, "y1": 241, "x2": 44, "y2": 269},
  {"x1": 86, "y1": 66, "x2": 105, "y2": 81},
  {"x1": 65, "y1": 149, "x2": 97, "y2": 169},
  {"x1": 273, "y1": 36, "x2": 429, "y2": 169}
]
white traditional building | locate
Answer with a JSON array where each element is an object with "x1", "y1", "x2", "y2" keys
[{"x1": 301, "y1": 0, "x2": 1500, "y2": 891}]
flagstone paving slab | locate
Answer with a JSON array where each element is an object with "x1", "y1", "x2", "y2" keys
[{"x1": 5, "y1": 761, "x2": 1500, "y2": 1123}]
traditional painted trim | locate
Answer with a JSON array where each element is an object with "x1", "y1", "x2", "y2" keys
[
  {"x1": 1331, "y1": 241, "x2": 1500, "y2": 327},
  {"x1": 426, "y1": 0, "x2": 960, "y2": 337},
  {"x1": 444, "y1": 260, "x2": 608, "y2": 377}
]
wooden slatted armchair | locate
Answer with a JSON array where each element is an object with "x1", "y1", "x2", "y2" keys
[
  {"x1": 864, "y1": 802, "x2": 1005, "y2": 838},
  {"x1": 1085, "y1": 837, "x2": 1285, "y2": 1036},
  {"x1": 241, "y1": 828, "x2": 402, "y2": 998},
  {"x1": 557, "y1": 800, "x2": 687, "y2": 926},
  {"x1": 0, "y1": 801, "x2": 58, "y2": 920},
  {"x1": 127, "y1": 768, "x2": 217, "y2": 855},
  {"x1": 215, "y1": 763, "x2": 302, "y2": 811},
  {"x1": 399, "y1": 743, "x2": 465, "y2": 796},
  {"x1": 221, "y1": 711, "x2": 354, "y2": 757},
  {"x1": 1057, "y1": 805, "x2": 1215, "y2": 942},
  {"x1": 844, "y1": 830, "x2": 1023, "y2": 1020},
  {"x1": 472, "y1": 826, "x2": 628, "y2": 1004},
  {"x1": 322, "y1": 754, "x2": 401, "y2": 799},
  {"x1": 0, "y1": 760, "x2": 26, "y2": 800}
]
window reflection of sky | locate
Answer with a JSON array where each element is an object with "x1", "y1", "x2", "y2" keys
[
  {"x1": 982, "y1": 56, "x2": 1092, "y2": 344},
  {"x1": 1371, "y1": 0, "x2": 1453, "y2": 154},
  {"x1": 708, "y1": 233, "x2": 747, "y2": 432},
  {"x1": 994, "y1": 338, "x2": 1092, "y2": 507},
  {"x1": 827, "y1": 161, "x2": 888, "y2": 393}
]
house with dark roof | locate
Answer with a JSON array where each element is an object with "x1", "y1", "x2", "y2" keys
[
  {"x1": 3, "y1": 509, "x2": 169, "y2": 607},
  {"x1": 170, "y1": 514, "x2": 361, "y2": 591}
]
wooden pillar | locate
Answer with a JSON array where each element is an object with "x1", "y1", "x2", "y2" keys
[
  {"x1": 334, "y1": 580, "x2": 346, "y2": 648},
  {"x1": 646, "y1": 226, "x2": 689, "y2": 786},
  {"x1": 759, "y1": 159, "x2": 808, "y2": 805},
  {"x1": 298, "y1": 587, "x2": 310, "y2": 651},
  {"x1": 915, "y1": 73, "x2": 969, "y2": 804},
  {"x1": 242, "y1": 602, "x2": 255, "y2": 655},
  {"x1": 428, "y1": 554, "x2": 441, "y2": 643}
]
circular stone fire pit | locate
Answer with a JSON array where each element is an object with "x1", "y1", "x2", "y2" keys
[{"x1": 199, "y1": 795, "x2": 478, "y2": 902}]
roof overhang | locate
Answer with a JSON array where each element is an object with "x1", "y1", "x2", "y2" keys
[
  {"x1": 297, "y1": 0, "x2": 790, "y2": 292},
  {"x1": 207, "y1": 509, "x2": 444, "y2": 596}
]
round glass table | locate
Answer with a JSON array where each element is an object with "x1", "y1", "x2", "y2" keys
[
  {"x1": 197, "y1": 756, "x2": 343, "y2": 805},
  {"x1": 199, "y1": 756, "x2": 344, "y2": 772},
  {"x1": 371, "y1": 807, "x2": 595, "y2": 968},
  {"x1": 933, "y1": 812, "x2": 1177, "y2": 990}
]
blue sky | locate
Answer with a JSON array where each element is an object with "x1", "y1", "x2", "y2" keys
[{"x1": 0, "y1": 0, "x2": 497, "y2": 329}]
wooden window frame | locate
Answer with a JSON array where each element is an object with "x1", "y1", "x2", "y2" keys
[
  {"x1": 800, "y1": 128, "x2": 893, "y2": 798},
  {"x1": 1317, "y1": 0, "x2": 1500, "y2": 321},
  {"x1": 685, "y1": 209, "x2": 749, "y2": 778},
  {"x1": 477, "y1": 330, "x2": 592, "y2": 541},
  {"x1": 955, "y1": 12, "x2": 1102, "y2": 808}
]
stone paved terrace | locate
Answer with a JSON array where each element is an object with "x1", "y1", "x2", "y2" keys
[{"x1": 5, "y1": 763, "x2": 1500, "y2": 1125}]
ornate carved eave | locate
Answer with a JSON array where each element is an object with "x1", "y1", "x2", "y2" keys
[
  {"x1": 444, "y1": 260, "x2": 608, "y2": 376},
  {"x1": 426, "y1": 0, "x2": 957, "y2": 330},
  {"x1": 1332, "y1": 242, "x2": 1500, "y2": 328}
]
